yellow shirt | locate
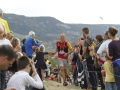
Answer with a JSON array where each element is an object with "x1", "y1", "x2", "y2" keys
[
  {"x1": 0, "y1": 18, "x2": 10, "y2": 33},
  {"x1": 67, "y1": 42, "x2": 72, "y2": 50},
  {"x1": 104, "y1": 61, "x2": 115, "y2": 82},
  {"x1": 46, "y1": 60, "x2": 50, "y2": 64}
]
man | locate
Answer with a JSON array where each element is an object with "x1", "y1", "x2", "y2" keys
[
  {"x1": 0, "y1": 45, "x2": 18, "y2": 90},
  {"x1": 7, "y1": 56, "x2": 43, "y2": 90},
  {"x1": 25, "y1": 31, "x2": 41, "y2": 58},
  {"x1": 97, "y1": 31, "x2": 112, "y2": 62},
  {"x1": 0, "y1": 22, "x2": 13, "y2": 90},
  {"x1": 52, "y1": 33, "x2": 72, "y2": 86},
  {"x1": 82, "y1": 27, "x2": 97, "y2": 90},
  {"x1": 0, "y1": 8, "x2": 11, "y2": 37}
]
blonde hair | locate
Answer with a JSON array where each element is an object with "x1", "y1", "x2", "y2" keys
[
  {"x1": 11, "y1": 37, "x2": 20, "y2": 48},
  {"x1": 38, "y1": 44, "x2": 45, "y2": 52},
  {"x1": 0, "y1": 22, "x2": 6, "y2": 37}
]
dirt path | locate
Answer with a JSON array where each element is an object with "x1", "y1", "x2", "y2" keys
[
  {"x1": 43, "y1": 79, "x2": 82, "y2": 90},
  {"x1": 43, "y1": 79, "x2": 101, "y2": 90}
]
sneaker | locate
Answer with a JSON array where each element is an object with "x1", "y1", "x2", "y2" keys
[{"x1": 63, "y1": 81, "x2": 68, "y2": 86}]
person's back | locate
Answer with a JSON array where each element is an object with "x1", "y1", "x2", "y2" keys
[
  {"x1": 109, "y1": 40, "x2": 120, "y2": 61},
  {"x1": 97, "y1": 39, "x2": 112, "y2": 61},
  {"x1": 0, "y1": 18, "x2": 10, "y2": 33},
  {"x1": 7, "y1": 56, "x2": 43, "y2": 90},
  {"x1": 0, "y1": 9, "x2": 10, "y2": 34},
  {"x1": 0, "y1": 38, "x2": 12, "y2": 46},
  {"x1": 25, "y1": 31, "x2": 41, "y2": 57},
  {"x1": 104, "y1": 61, "x2": 115, "y2": 82}
]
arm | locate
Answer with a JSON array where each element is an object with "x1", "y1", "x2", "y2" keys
[
  {"x1": 96, "y1": 54, "x2": 105, "y2": 64},
  {"x1": 27, "y1": 61, "x2": 43, "y2": 89},
  {"x1": 32, "y1": 38, "x2": 41, "y2": 47},
  {"x1": 67, "y1": 42, "x2": 73, "y2": 55},
  {"x1": 82, "y1": 40, "x2": 89, "y2": 56},
  {"x1": 5, "y1": 20, "x2": 11, "y2": 33},
  {"x1": 98, "y1": 58, "x2": 105, "y2": 64}
]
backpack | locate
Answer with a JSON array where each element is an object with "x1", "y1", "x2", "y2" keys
[
  {"x1": 85, "y1": 37, "x2": 96, "y2": 56},
  {"x1": 57, "y1": 41, "x2": 68, "y2": 53}
]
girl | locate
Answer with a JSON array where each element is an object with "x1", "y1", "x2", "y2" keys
[{"x1": 34, "y1": 45, "x2": 50, "y2": 81}]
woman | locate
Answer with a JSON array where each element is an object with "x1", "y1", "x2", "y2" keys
[
  {"x1": 94, "y1": 35, "x2": 105, "y2": 90},
  {"x1": 104, "y1": 26, "x2": 120, "y2": 90}
]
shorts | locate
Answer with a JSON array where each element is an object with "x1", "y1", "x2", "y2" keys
[{"x1": 58, "y1": 58, "x2": 68, "y2": 69}]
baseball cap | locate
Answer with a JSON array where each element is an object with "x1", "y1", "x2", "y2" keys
[{"x1": 0, "y1": 8, "x2": 3, "y2": 14}]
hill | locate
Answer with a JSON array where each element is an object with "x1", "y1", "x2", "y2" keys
[{"x1": 3, "y1": 14, "x2": 120, "y2": 50}]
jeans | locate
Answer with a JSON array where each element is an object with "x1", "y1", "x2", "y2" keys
[
  {"x1": 113, "y1": 66, "x2": 120, "y2": 90},
  {"x1": 105, "y1": 82, "x2": 116, "y2": 90},
  {"x1": 95, "y1": 68, "x2": 105, "y2": 89}
]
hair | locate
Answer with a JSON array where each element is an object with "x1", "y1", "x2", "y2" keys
[
  {"x1": 21, "y1": 38, "x2": 26, "y2": 45},
  {"x1": 29, "y1": 31, "x2": 35, "y2": 37},
  {"x1": 82, "y1": 27, "x2": 89, "y2": 34},
  {"x1": 17, "y1": 52, "x2": 23, "y2": 59},
  {"x1": 0, "y1": 45, "x2": 18, "y2": 60},
  {"x1": 0, "y1": 22, "x2": 6, "y2": 37},
  {"x1": 108, "y1": 26, "x2": 118, "y2": 37},
  {"x1": 11, "y1": 37, "x2": 20, "y2": 48},
  {"x1": 6, "y1": 32, "x2": 14, "y2": 40},
  {"x1": 17, "y1": 56, "x2": 31, "y2": 70},
  {"x1": 74, "y1": 44, "x2": 79, "y2": 48},
  {"x1": 95, "y1": 35, "x2": 104, "y2": 42},
  {"x1": 104, "y1": 31, "x2": 108, "y2": 36},
  {"x1": 39, "y1": 45, "x2": 44, "y2": 52}
]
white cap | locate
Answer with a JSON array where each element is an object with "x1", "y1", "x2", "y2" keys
[{"x1": 0, "y1": 8, "x2": 3, "y2": 14}]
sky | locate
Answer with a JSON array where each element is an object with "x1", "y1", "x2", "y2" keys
[{"x1": 0, "y1": 0, "x2": 120, "y2": 24}]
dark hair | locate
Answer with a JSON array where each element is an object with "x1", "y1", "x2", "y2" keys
[
  {"x1": 0, "y1": 45, "x2": 18, "y2": 60},
  {"x1": 108, "y1": 26, "x2": 118, "y2": 36},
  {"x1": 82, "y1": 27, "x2": 89, "y2": 34},
  {"x1": 17, "y1": 56, "x2": 30, "y2": 70},
  {"x1": 95, "y1": 35, "x2": 104, "y2": 42},
  {"x1": 104, "y1": 31, "x2": 108, "y2": 36},
  {"x1": 74, "y1": 45, "x2": 79, "y2": 48},
  {"x1": 21, "y1": 38, "x2": 26, "y2": 45}
]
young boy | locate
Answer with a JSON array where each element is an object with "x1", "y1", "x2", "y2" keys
[
  {"x1": 96, "y1": 54, "x2": 116, "y2": 90},
  {"x1": 7, "y1": 56, "x2": 43, "y2": 90},
  {"x1": 104, "y1": 56, "x2": 116, "y2": 90}
]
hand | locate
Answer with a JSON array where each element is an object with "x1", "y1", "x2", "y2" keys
[
  {"x1": 88, "y1": 46, "x2": 94, "y2": 50},
  {"x1": 64, "y1": 53, "x2": 68, "y2": 57},
  {"x1": 102, "y1": 50, "x2": 107, "y2": 53},
  {"x1": 14, "y1": 45, "x2": 21, "y2": 52},
  {"x1": 30, "y1": 61, "x2": 36, "y2": 72},
  {"x1": 5, "y1": 87, "x2": 16, "y2": 90},
  {"x1": 49, "y1": 52, "x2": 55, "y2": 56},
  {"x1": 95, "y1": 54, "x2": 99, "y2": 59}
]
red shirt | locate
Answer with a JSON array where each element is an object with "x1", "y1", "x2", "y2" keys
[{"x1": 56, "y1": 40, "x2": 72, "y2": 59}]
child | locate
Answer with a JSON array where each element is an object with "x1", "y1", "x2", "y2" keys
[
  {"x1": 5, "y1": 37, "x2": 23, "y2": 88},
  {"x1": 34, "y1": 45, "x2": 50, "y2": 81},
  {"x1": 104, "y1": 56, "x2": 116, "y2": 90},
  {"x1": 7, "y1": 56, "x2": 43, "y2": 90},
  {"x1": 96, "y1": 54, "x2": 116, "y2": 90}
]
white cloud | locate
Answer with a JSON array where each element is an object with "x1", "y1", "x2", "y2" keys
[{"x1": 0, "y1": 0, "x2": 120, "y2": 24}]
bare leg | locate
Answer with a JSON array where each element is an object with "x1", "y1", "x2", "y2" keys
[
  {"x1": 64, "y1": 69, "x2": 67, "y2": 81},
  {"x1": 41, "y1": 69, "x2": 45, "y2": 81},
  {"x1": 60, "y1": 66, "x2": 66, "y2": 81}
]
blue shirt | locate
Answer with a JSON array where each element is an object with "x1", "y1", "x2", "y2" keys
[{"x1": 25, "y1": 37, "x2": 41, "y2": 56}]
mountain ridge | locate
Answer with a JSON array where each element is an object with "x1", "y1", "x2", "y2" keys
[{"x1": 3, "y1": 13, "x2": 120, "y2": 50}]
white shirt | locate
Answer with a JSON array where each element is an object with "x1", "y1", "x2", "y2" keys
[
  {"x1": 0, "y1": 39, "x2": 12, "y2": 46},
  {"x1": 97, "y1": 39, "x2": 112, "y2": 61},
  {"x1": 7, "y1": 71, "x2": 43, "y2": 90}
]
